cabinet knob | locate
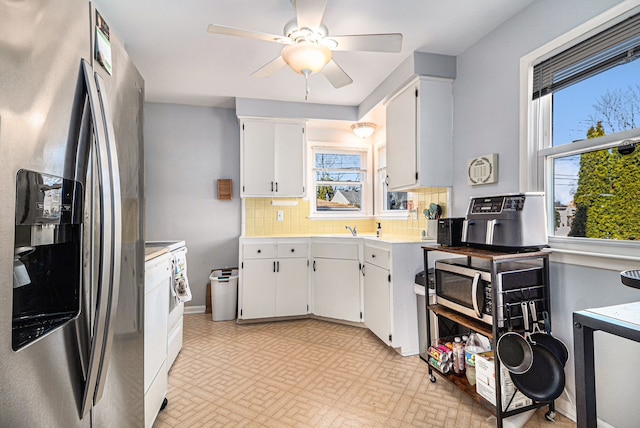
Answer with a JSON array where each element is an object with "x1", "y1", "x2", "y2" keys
[
  {"x1": 291, "y1": 248, "x2": 295, "y2": 253},
  {"x1": 372, "y1": 254, "x2": 376, "y2": 258},
  {"x1": 257, "y1": 249, "x2": 261, "y2": 253}
]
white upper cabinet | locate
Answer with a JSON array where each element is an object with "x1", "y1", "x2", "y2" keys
[
  {"x1": 241, "y1": 119, "x2": 306, "y2": 197},
  {"x1": 386, "y1": 77, "x2": 453, "y2": 191}
]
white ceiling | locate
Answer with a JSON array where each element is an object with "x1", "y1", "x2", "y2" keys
[{"x1": 95, "y1": 0, "x2": 534, "y2": 109}]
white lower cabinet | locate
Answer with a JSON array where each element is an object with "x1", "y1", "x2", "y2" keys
[
  {"x1": 239, "y1": 238, "x2": 308, "y2": 320},
  {"x1": 311, "y1": 240, "x2": 362, "y2": 323},
  {"x1": 363, "y1": 262, "x2": 391, "y2": 344},
  {"x1": 276, "y1": 257, "x2": 308, "y2": 316},
  {"x1": 363, "y1": 241, "x2": 424, "y2": 356},
  {"x1": 240, "y1": 237, "x2": 423, "y2": 356}
]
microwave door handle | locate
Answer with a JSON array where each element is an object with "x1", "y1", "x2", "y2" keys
[{"x1": 471, "y1": 273, "x2": 482, "y2": 319}]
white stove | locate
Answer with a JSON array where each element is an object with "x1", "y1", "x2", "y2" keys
[{"x1": 146, "y1": 240, "x2": 191, "y2": 369}]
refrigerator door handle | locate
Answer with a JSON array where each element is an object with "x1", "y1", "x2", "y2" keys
[
  {"x1": 92, "y1": 72, "x2": 123, "y2": 403},
  {"x1": 78, "y1": 59, "x2": 121, "y2": 417}
]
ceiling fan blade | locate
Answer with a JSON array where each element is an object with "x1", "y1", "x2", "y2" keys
[
  {"x1": 207, "y1": 24, "x2": 289, "y2": 44},
  {"x1": 294, "y1": 0, "x2": 327, "y2": 30},
  {"x1": 329, "y1": 33, "x2": 403, "y2": 53},
  {"x1": 322, "y1": 60, "x2": 353, "y2": 88},
  {"x1": 251, "y1": 56, "x2": 287, "y2": 78}
]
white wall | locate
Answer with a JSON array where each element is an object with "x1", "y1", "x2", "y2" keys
[
  {"x1": 144, "y1": 103, "x2": 241, "y2": 308},
  {"x1": 452, "y1": 1, "x2": 640, "y2": 426}
]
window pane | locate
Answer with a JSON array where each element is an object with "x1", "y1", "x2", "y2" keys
[
  {"x1": 552, "y1": 147, "x2": 640, "y2": 239},
  {"x1": 316, "y1": 185, "x2": 362, "y2": 211},
  {"x1": 552, "y1": 59, "x2": 640, "y2": 146},
  {"x1": 315, "y1": 171, "x2": 362, "y2": 182},
  {"x1": 315, "y1": 153, "x2": 361, "y2": 169},
  {"x1": 386, "y1": 192, "x2": 408, "y2": 210}
]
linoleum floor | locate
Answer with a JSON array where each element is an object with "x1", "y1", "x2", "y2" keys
[{"x1": 154, "y1": 314, "x2": 575, "y2": 427}]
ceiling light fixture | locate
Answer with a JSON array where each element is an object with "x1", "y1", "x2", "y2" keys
[
  {"x1": 351, "y1": 122, "x2": 376, "y2": 139},
  {"x1": 282, "y1": 40, "x2": 332, "y2": 100}
]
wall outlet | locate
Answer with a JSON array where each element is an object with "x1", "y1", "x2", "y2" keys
[{"x1": 277, "y1": 210, "x2": 284, "y2": 222}]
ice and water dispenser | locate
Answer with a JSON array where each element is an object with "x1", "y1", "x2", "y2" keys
[{"x1": 12, "y1": 169, "x2": 83, "y2": 350}]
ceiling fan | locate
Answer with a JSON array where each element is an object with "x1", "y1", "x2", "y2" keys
[{"x1": 207, "y1": 0, "x2": 403, "y2": 100}]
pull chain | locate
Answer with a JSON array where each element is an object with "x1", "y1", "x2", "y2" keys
[{"x1": 303, "y1": 69, "x2": 311, "y2": 101}]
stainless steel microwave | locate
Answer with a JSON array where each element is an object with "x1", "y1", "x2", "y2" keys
[{"x1": 435, "y1": 258, "x2": 545, "y2": 327}]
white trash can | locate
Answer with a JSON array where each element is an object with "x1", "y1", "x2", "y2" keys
[{"x1": 210, "y1": 269, "x2": 238, "y2": 321}]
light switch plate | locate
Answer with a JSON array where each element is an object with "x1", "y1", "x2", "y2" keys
[{"x1": 277, "y1": 210, "x2": 284, "y2": 222}]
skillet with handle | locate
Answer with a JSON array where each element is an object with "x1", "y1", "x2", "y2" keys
[
  {"x1": 509, "y1": 302, "x2": 565, "y2": 402},
  {"x1": 528, "y1": 301, "x2": 569, "y2": 366},
  {"x1": 496, "y1": 303, "x2": 533, "y2": 374}
]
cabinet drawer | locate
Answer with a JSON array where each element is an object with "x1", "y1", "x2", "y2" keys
[
  {"x1": 364, "y1": 245, "x2": 390, "y2": 270},
  {"x1": 312, "y1": 242, "x2": 359, "y2": 260},
  {"x1": 242, "y1": 243, "x2": 276, "y2": 259},
  {"x1": 277, "y1": 242, "x2": 308, "y2": 258}
]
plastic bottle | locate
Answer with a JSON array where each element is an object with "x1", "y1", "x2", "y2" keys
[
  {"x1": 452, "y1": 337, "x2": 465, "y2": 377},
  {"x1": 464, "y1": 333, "x2": 484, "y2": 385}
]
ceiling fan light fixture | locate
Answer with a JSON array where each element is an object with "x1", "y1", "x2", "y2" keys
[
  {"x1": 351, "y1": 122, "x2": 376, "y2": 139},
  {"x1": 282, "y1": 41, "x2": 332, "y2": 74}
]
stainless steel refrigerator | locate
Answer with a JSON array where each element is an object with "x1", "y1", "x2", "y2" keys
[{"x1": 1, "y1": 0, "x2": 146, "y2": 426}]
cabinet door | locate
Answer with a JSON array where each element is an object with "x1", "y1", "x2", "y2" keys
[
  {"x1": 242, "y1": 121, "x2": 276, "y2": 196},
  {"x1": 363, "y1": 262, "x2": 391, "y2": 345},
  {"x1": 386, "y1": 83, "x2": 417, "y2": 191},
  {"x1": 274, "y1": 123, "x2": 305, "y2": 197},
  {"x1": 241, "y1": 259, "x2": 276, "y2": 319},
  {"x1": 312, "y1": 258, "x2": 361, "y2": 322},
  {"x1": 276, "y1": 258, "x2": 308, "y2": 317}
]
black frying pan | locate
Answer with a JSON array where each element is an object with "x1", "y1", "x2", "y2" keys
[
  {"x1": 510, "y1": 343, "x2": 565, "y2": 402},
  {"x1": 528, "y1": 301, "x2": 569, "y2": 366},
  {"x1": 510, "y1": 302, "x2": 565, "y2": 402},
  {"x1": 496, "y1": 304, "x2": 533, "y2": 374}
]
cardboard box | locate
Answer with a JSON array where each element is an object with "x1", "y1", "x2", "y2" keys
[{"x1": 475, "y1": 351, "x2": 532, "y2": 411}]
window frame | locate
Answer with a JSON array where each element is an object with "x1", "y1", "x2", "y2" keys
[
  {"x1": 374, "y1": 143, "x2": 411, "y2": 218},
  {"x1": 520, "y1": 2, "x2": 640, "y2": 271},
  {"x1": 308, "y1": 142, "x2": 372, "y2": 219}
]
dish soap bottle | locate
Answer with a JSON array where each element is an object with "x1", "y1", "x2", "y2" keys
[{"x1": 376, "y1": 222, "x2": 382, "y2": 238}]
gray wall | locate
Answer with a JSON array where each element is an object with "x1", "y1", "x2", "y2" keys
[
  {"x1": 144, "y1": 103, "x2": 241, "y2": 308},
  {"x1": 451, "y1": 0, "x2": 623, "y2": 214},
  {"x1": 452, "y1": 1, "x2": 640, "y2": 426}
]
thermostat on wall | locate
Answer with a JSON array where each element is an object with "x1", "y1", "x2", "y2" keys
[{"x1": 467, "y1": 153, "x2": 498, "y2": 185}]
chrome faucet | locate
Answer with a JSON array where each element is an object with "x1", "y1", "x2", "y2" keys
[{"x1": 345, "y1": 225, "x2": 357, "y2": 236}]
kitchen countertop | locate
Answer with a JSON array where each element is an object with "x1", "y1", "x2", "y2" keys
[
  {"x1": 241, "y1": 234, "x2": 435, "y2": 244},
  {"x1": 144, "y1": 245, "x2": 169, "y2": 262}
]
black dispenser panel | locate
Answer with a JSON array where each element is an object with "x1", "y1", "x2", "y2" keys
[{"x1": 12, "y1": 170, "x2": 83, "y2": 351}]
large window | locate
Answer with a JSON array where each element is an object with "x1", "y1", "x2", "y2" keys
[
  {"x1": 528, "y1": 10, "x2": 640, "y2": 242},
  {"x1": 312, "y1": 148, "x2": 368, "y2": 213}
]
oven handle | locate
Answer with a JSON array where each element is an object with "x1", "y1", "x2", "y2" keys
[{"x1": 471, "y1": 272, "x2": 482, "y2": 319}]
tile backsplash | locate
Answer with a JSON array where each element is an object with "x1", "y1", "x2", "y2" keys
[{"x1": 244, "y1": 187, "x2": 449, "y2": 238}]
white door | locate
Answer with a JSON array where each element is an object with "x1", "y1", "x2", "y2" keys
[
  {"x1": 313, "y1": 258, "x2": 361, "y2": 322},
  {"x1": 241, "y1": 259, "x2": 276, "y2": 319},
  {"x1": 242, "y1": 121, "x2": 275, "y2": 196},
  {"x1": 275, "y1": 258, "x2": 308, "y2": 316},
  {"x1": 274, "y1": 123, "x2": 305, "y2": 197},
  {"x1": 363, "y1": 262, "x2": 391, "y2": 345},
  {"x1": 386, "y1": 83, "x2": 417, "y2": 190}
]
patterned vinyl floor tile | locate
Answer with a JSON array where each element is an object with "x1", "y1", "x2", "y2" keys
[{"x1": 153, "y1": 314, "x2": 575, "y2": 428}]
